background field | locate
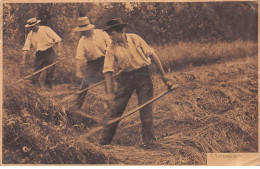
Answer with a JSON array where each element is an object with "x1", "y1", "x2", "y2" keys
[{"x1": 2, "y1": 2, "x2": 258, "y2": 165}]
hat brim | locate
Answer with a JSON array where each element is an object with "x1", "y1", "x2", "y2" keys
[
  {"x1": 104, "y1": 23, "x2": 128, "y2": 32},
  {"x1": 74, "y1": 24, "x2": 95, "y2": 32},
  {"x1": 25, "y1": 20, "x2": 41, "y2": 28}
]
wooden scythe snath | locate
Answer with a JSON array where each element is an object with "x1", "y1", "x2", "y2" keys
[
  {"x1": 22, "y1": 58, "x2": 65, "y2": 80},
  {"x1": 78, "y1": 85, "x2": 178, "y2": 141},
  {"x1": 53, "y1": 70, "x2": 122, "y2": 96},
  {"x1": 76, "y1": 70, "x2": 122, "y2": 94}
]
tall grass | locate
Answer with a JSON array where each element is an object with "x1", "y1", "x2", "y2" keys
[
  {"x1": 4, "y1": 40, "x2": 257, "y2": 85},
  {"x1": 153, "y1": 40, "x2": 257, "y2": 72}
]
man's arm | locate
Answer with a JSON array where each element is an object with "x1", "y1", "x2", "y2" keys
[
  {"x1": 150, "y1": 52, "x2": 173, "y2": 88},
  {"x1": 46, "y1": 26, "x2": 62, "y2": 43},
  {"x1": 21, "y1": 50, "x2": 29, "y2": 65},
  {"x1": 150, "y1": 52, "x2": 166, "y2": 76},
  {"x1": 103, "y1": 46, "x2": 115, "y2": 101},
  {"x1": 103, "y1": 31, "x2": 112, "y2": 47},
  {"x1": 104, "y1": 71, "x2": 115, "y2": 102},
  {"x1": 135, "y1": 34, "x2": 172, "y2": 87},
  {"x1": 21, "y1": 32, "x2": 32, "y2": 65},
  {"x1": 55, "y1": 41, "x2": 62, "y2": 56},
  {"x1": 75, "y1": 38, "x2": 87, "y2": 79},
  {"x1": 75, "y1": 59, "x2": 86, "y2": 79},
  {"x1": 45, "y1": 26, "x2": 62, "y2": 55}
]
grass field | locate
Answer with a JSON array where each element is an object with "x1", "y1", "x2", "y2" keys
[{"x1": 2, "y1": 40, "x2": 258, "y2": 164}]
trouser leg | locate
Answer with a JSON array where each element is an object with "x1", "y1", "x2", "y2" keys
[
  {"x1": 100, "y1": 75, "x2": 134, "y2": 145},
  {"x1": 75, "y1": 62, "x2": 103, "y2": 109},
  {"x1": 44, "y1": 48, "x2": 55, "y2": 89},
  {"x1": 31, "y1": 53, "x2": 45, "y2": 87},
  {"x1": 75, "y1": 76, "x2": 92, "y2": 109},
  {"x1": 135, "y1": 68, "x2": 155, "y2": 142}
]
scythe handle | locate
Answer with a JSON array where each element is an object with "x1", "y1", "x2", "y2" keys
[
  {"x1": 79, "y1": 85, "x2": 178, "y2": 140},
  {"x1": 76, "y1": 70, "x2": 122, "y2": 94},
  {"x1": 23, "y1": 58, "x2": 64, "y2": 80}
]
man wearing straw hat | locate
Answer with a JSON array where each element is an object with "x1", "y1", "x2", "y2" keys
[
  {"x1": 21, "y1": 17, "x2": 62, "y2": 90},
  {"x1": 99, "y1": 18, "x2": 173, "y2": 146},
  {"x1": 73, "y1": 16, "x2": 111, "y2": 109}
]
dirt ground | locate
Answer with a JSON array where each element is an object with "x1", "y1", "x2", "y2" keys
[{"x1": 34, "y1": 55, "x2": 258, "y2": 165}]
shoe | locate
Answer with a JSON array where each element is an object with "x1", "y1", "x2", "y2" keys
[
  {"x1": 99, "y1": 136, "x2": 112, "y2": 146},
  {"x1": 99, "y1": 139, "x2": 110, "y2": 146},
  {"x1": 139, "y1": 140, "x2": 161, "y2": 149},
  {"x1": 45, "y1": 84, "x2": 52, "y2": 90},
  {"x1": 32, "y1": 81, "x2": 41, "y2": 88}
]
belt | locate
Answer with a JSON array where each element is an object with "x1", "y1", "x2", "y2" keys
[
  {"x1": 87, "y1": 56, "x2": 105, "y2": 65},
  {"x1": 36, "y1": 47, "x2": 54, "y2": 53},
  {"x1": 121, "y1": 66, "x2": 150, "y2": 76}
]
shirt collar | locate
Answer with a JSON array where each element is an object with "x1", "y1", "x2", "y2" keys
[
  {"x1": 83, "y1": 29, "x2": 95, "y2": 39},
  {"x1": 116, "y1": 33, "x2": 128, "y2": 48},
  {"x1": 31, "y1": 26, "x2": 41, "y2": 34}
]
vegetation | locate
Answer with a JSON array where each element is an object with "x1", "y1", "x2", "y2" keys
[
  {"x1": 3, "y1": 2, "x2": 258, "y2": 46},
  {"x1": 2, "y1": 2, "x2": 258, "y2": 165}
]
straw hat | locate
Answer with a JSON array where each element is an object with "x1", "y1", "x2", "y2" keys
[
  {"x1": 25, "y1": 17, "x2": 41, "y2": 28},
  {"x1": 74, "y1": 16, "x2": 95, "y2": 32}
]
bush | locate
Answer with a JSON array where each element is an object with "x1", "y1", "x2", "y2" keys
[{"x1": 3, "y1": 2, "x2": 258, "y2": 46}]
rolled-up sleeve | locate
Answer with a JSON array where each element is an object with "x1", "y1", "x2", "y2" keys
[
  {"x1": 136, "y1": 34, "x2": 155, "y2": 57},
  {"x1": 22, "y1": 32, "x2": 32, "y2": 51},
  {"x1": 103, "y1": 47, "x2": 115, "y2": 73},
  {"x1": 46, "y1": 27, "x2": 62, "y2": 43},
  {"x1": 75, "y1": 38, "x2": 87, "y2": 61}
]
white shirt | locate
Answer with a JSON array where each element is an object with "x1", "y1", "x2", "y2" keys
[
  {"x1": 75, "y1": 29, "x2": 111, "y2": 62},
  {"x1": 22, "y1": 26, "x2": 62, "y2": 51},
  {"x1": 103, "y1": 33, "x2": 154, "y2": 73}
]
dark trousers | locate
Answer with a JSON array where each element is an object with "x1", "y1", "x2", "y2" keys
[
  {"x1": 32, "y1": 47, "x2": 55, "y2": 88},
  {"x1": 100, "y1": 67, "x2": 155, "y2": 145},
  {"x1": 75, "y1": 57, "x2": 104, "y2": 109}
]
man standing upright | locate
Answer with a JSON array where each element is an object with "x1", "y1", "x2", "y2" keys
[
  {"x1": 100, "y1": 18, "x2": 173, "y2": 146},
  {"x1": 74, "y1": 16, "x2": 111, "y2": 109},
  {"x1": 21, "y1": 17, "x2": 62, "y2": 90}
]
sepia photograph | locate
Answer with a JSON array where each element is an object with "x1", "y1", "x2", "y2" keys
[{"x1": 1, "y1": 0, "x2": 259, "y2": 165}]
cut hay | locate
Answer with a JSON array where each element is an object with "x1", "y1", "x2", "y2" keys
[
  {"x1": 2, "y1": 73, "x2": 118, "y2": 164},
  {"x1": 103, "y1": 55, "x2": 258, "y2": 165},
  {"x1": 2, "y1": 42, "x2": 258, "y2": 165}
]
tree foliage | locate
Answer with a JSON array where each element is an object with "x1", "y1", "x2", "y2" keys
[{"x1": 3, "y1": 2, "x2": 258, "y2": 46}]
